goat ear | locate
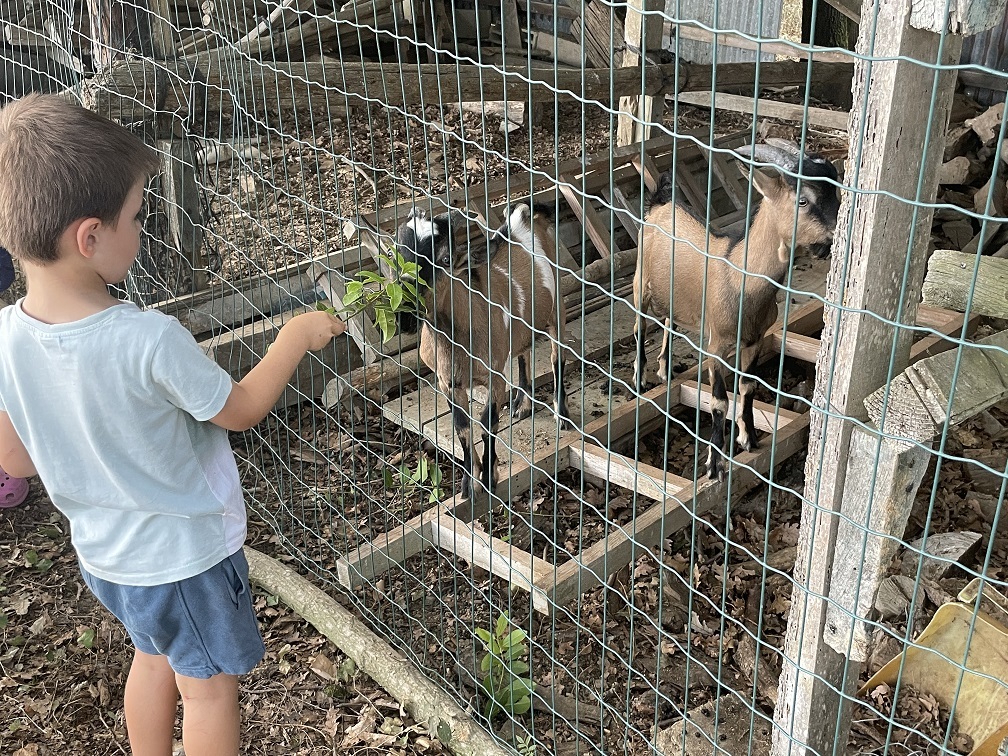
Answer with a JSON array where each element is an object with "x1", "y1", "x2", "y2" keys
[{"x1": 751, "y1": 167, "x2": 786, "y2": 199}]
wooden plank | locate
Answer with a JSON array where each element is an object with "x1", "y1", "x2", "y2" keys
[
  {"x1": 823, "y1": 0, "x2": 861, "y2": 23},
  {"x1": 570, "y1": 443, "x2": 692, "y2": 503},
  {"x1": 770, "y1": 331, "x2": 821, "y2": 363},
  {"x1": 679, "y1": 380, "x2": 801, "y2": 433},
  {"x1": 906, "y1": 329, "x2": 1008, "y2": 427},
  {"x1": 428, "y1": 513, "x2": 553, "y2": 613},
  {"x1": 671, "y1": 23, "x2": 853, "y2": 64},
  {"x1": 335, "y1": 496, "x2": 458, "y2": 589},
  {"x1": 772, "y1": 2, "x2": 965, "y2": 751},
  {"x1": 824, "y1": 428, "x2": 931, "y2": 662},
  {"x1": 546, "y1": 411, "x2": 812, "y2": 609},
  {"x1": 675, "y1": 91, "x2": 850, "y2": 131},
  {"x1": 558, "y1": 176, "x2": 613, "y2": 258},
  {"x1": 921, "y1": 249, "x2": 1008, "y2": 319},
  {"x1": 157, "y1": 245, "x2": 365, "y2": 336}
]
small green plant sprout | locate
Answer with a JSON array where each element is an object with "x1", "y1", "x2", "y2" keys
[
  {"x1": 384, "y1": 452, "x2": 445, "y2": 504},
  {"x1": 316, "y1": 249, "x2": 426, "y2": 343},
  {"x1": 475, "y1": 612, "x2": 535, "y2": 720},
  {"x1": 516, "y1": 732, "x2": 537, "y2": 756}
]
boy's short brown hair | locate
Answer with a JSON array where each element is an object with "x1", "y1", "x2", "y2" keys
[{"x1": 0, "y1": 94, "x2": 161, "y2": 264}]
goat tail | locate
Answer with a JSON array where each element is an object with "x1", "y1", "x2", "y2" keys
[{"x1": 645, "y1": 169, "x2": 676, "y2": 213}]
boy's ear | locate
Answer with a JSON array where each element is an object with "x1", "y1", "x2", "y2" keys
[{"x1": 72, "y1": 217, "x2": 103, "y2": 259}]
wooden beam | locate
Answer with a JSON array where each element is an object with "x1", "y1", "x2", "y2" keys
[
  {"x1": 616, "y1": 0, "x2": 665, "y2": 146},
  {"x1": 671, "y1": 22, "x2": 854, "y2": 63},
  {"x1": 674, "y1": 90, "x2": 849, "y2": 131},
  {"x1": 772, "y1": 0, "x2": 965, "y2": 751},
  {"x1": 906, "y1": 329, "x2": 1008, "y2": 427},
  {"x1": 921, "y1": 249, "x2": 1008, "y2": 319},
  {"x1": 823, "y1": 428, "x2": 931, "y2": 661},
  {"x1": 547, "y1": 410, "x2": 811, "y2": 608}
]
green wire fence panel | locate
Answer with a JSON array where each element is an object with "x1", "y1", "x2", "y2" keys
[{"x1": 4, "y1": 0, "x2": 1008, "y2": 753}]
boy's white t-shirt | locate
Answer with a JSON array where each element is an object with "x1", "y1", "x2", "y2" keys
[{"x1": 0, "y1": 301, "x2": 246, "y2": 586}]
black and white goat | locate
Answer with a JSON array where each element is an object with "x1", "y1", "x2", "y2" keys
[
  {"x1": 396, "y1": 203, "x2": 569, "y2": 498},
  {"x1": 633, "y1": 139, "x2": 840, "y2": 481}
]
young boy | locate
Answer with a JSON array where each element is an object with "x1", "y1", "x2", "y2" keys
[{"x1": 0, "y1": 94, "x2": 346, "y2": 755}]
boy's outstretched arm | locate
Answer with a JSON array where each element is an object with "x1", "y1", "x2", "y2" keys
[
  {"x1": 0, "y1": 411, "x2": 36, "y2": 477},
  {"x1": 211, "y1": 311, "x2": 345, "y2": 432}
]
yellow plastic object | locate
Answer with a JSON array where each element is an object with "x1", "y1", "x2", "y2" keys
[{"x1": 859, "y1": 587, "x2": 1008, "y2": 756}]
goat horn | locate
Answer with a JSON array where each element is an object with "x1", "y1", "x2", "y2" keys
[{"x1": 735, "y1": 143, "x2": 798, "y2": 173}]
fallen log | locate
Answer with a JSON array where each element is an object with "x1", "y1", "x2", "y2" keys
[{"x1": 244, "y1": 547, "x2": 512, "y2": 756}]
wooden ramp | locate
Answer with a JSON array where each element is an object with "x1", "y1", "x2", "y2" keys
[{"x1": 338, "y1": 299, "x2": 972, "y2": 616}]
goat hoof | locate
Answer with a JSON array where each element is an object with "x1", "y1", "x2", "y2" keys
[{"x1": 512, "y1": 405, "x2": 532, "y2": 422}]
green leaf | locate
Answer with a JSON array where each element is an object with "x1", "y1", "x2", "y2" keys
[
  {"x1": 24, "y1": 550, "x2": 38, "y2": 566},
  {"x1": 511, "y1": 677, "x2": 535, "y2": 698},
  {"x1": 383, "y1": 467, "x2": 397, "y2": 489},
  {"x1": 505, "y1": 629, "x2": 527, "y2": 648},
  {"x1": 78, "y1": 627, "x2": 96, "y2": 649},
  {"x1": 495, "y1": 613, "x2": 509, "y2": 638},
  {"x1": 480, "y1": 653, "x2": 492, "y2": 673},
  {"x1": 511, "y1": 695, "x2": 532, "y2": 716},
  {"x1": 35, "y1": 558, "x2": 53, "y2": 573},
  {"x1": 386, "y1": 282, "x2": 403, "y2": 312},
  {"x1": 429, "y1": 465, "x2": 442, "y2": 486},
  {"x1": 375, "y1": 308, "x2": 395, "y2": 343},
  {"x1": 0, "y1": 613, "x2": 7, "y2": 629},
  {"x1": 509, "y1": 660, "x2": 530, "y2": 676},
  {"x1": 474, "y1": 627, "x2": 492, "y2": 645}
]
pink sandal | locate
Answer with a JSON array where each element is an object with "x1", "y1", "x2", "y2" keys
[{"x1": 0, "y1": 466, "x2": 28, "y2": 508}]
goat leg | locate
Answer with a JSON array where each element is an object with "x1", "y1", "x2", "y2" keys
[
  {"x1": 509, "y1": 355, "x2": 533, "y2": 421},
  {"x1": 633, "y1": 310, "x2": 649, "y2": 391},
  {"x1": 476, "y1": 394, "x2": 499, "y2": 496},
  {"x1": 736, "y1": 344, "x2": 761, "y2": 453},
  {"x1": 449, "y1": 387, "x2": 476, "y2": 500},
  {"x1": 707, "y1": 364, "x2": 728, "y2": 482},
  {"x1": 656, "y1": 318, "x2": 674, "y2": 383},
  {"x1": 549, "y1": 321, "x2": 572, "y2": 428}
]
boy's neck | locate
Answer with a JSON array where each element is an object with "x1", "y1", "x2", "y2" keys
[{"x1": 20, "y1": 260, "x2": 122, "y2": 325}]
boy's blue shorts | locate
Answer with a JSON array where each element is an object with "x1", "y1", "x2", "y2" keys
[{"x1": 80, "y1": 549, "x2": 266, "y2": 679}]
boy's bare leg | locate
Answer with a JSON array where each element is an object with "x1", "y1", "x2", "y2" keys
[
  {"x1": 125, "y1": 649, "x2": 179, "y2": 756},
  {"x1": 175, "y1": 672, "x2": 240, "y2": 756}
]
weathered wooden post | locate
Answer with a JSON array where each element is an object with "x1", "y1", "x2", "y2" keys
[
  {"x1": 771, "y1": 0, "x2": 1007, "y2": 754},
  {"x1": 616, "y1": 0, "x2": 664, "y2": 146}
]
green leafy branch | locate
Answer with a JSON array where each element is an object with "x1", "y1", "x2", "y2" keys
[
  {"x1": 318, "y1": 250, "x2": 426, "y2": 343},
  {"x1": 475, "y1": 613, "x2": 535, "y2": 721},
  {"x1": 384, "y1": 452, "x2": 445, "y2": 504}
]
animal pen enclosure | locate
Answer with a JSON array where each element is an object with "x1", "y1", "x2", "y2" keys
[{"x1": 4, "y1": 0, "x2": 1008, "y2": 753}]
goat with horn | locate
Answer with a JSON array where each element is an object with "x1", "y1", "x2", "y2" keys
[{"x1": 633, "y1": 139, "x2": 840, "y2": 481}]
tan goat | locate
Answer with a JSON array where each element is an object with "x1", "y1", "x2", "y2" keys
[
  {"x1": 396, "y1": 202, "x2": 568, "y2": 499},
  {"x1": 633, "y1": 140, "x2": 840, "y2": 481}
]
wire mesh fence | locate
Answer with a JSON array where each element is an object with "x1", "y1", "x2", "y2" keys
[{"x1": 3, "y1": 0, "x2": 1008, "y2": 753}]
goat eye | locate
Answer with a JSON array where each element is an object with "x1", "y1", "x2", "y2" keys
[{"x1": 798, "y1": 197, "x2": 809, "y2": 207}]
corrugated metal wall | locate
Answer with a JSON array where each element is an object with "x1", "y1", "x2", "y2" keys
[{"x1": 665, "y1": 0, "x2": 781, "y2": 63}]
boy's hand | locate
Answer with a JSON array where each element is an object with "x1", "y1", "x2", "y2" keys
[{"x1": 287, "y1": 311, "x2": 346, "y2": 351}]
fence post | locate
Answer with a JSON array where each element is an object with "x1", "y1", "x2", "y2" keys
[
  {"x1": 770, "y1": 0, "x2": 1007, "y2": 754},
  {"x1": 616, "y1": 0, "x2": 664, "y2": 146}
]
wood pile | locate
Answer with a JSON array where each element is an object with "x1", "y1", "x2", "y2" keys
[{"x1": 932, "y1": 94, "x2": 1008, "y2": 259}]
